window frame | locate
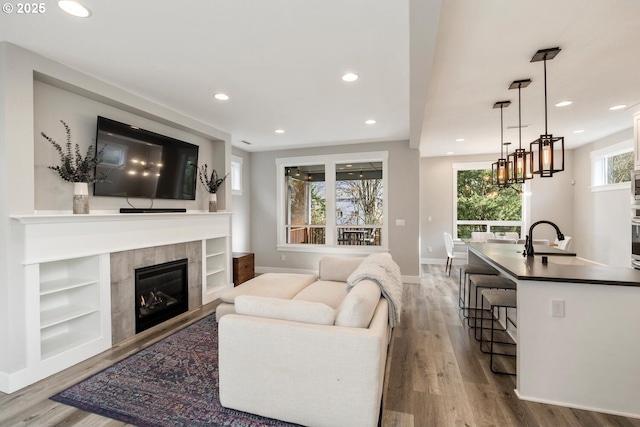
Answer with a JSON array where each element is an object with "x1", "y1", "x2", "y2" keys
[
  {"x1": 452, "y1": 161, "x2": 530, "y2": 240},
  {"x1": 590, "y1": 139, "x2": 633, "y2": 192},
  {"x1": 276, "y1": 151, "x2": 389, "y2": 253},
  {"x1": 231, "y1": 155, "x2": 243, "y2": 195}
]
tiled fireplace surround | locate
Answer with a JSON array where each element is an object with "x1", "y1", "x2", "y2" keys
[{"x1": 110, "y1": 242, "x2": 203, "y2": 344}]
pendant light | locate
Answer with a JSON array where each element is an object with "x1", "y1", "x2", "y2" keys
[
  {"x1": 529, "y1": 47, "x2": 564, "y2": 177},
  {"x1": 503, "y1": 142, "x2": 513, "y2": 184},
  {"x1": 508, "y1": 79, "x2": 532, "y2": 183},
  {"x1": 491, "y1": 101, "x2": 511, "y2": 188}
]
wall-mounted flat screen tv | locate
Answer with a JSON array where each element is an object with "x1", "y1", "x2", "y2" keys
[{"x1": 94, "y1": 116, "x2": 199, "y2": 200}]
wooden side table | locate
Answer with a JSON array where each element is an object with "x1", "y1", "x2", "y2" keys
[{"x1": 232, "y1": 252, "x2": 255, "y2": 286}]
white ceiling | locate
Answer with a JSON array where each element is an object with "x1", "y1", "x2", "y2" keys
[{"x1": 1, "y1": 0, "x2": 639, "y2": 157}]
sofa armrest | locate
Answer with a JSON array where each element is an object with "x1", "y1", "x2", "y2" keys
[{"x1": 218, "y1": 299, "x2": 389, "y2": 427}]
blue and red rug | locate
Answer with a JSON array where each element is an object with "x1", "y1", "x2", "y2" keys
[{"x1": 51, "y1": 315, "x2": 299, "y2": 427}]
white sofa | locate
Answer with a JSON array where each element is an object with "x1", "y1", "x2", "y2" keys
[{"x1": 217, "y1": 255, "x2": 400, "y2": 427}]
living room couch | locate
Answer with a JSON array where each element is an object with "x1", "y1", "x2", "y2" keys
[{"x1": 217, "y1": 254, "x2": 402, "y2": 427}]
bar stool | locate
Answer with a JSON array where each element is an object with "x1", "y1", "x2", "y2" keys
[
  {"x1": 469, "y1": 275, "x2": 517, "y2": 332},
  {"x1": 458, "y1": 264, "x2": 498, "y2": 315},
  {"x1": 479, "y1": 289, "x2": 517, "y2": 375}
]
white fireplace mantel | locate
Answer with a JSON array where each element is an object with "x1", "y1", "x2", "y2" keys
[
  {"x1": 6, "y1": 211, "x2": 233, "y2": 394},
  {"x1": 12, "y1": 212, "x2": 233, "y2": 265}
]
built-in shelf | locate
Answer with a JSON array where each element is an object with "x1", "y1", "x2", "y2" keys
[
  {"x1": 40, "y1": 305, "x2": 99, "y2": 329},
  {"x1": 36, "y1": 255, "x2": 108, "y2": 363},
  {"x1": 40, "y1": 277, "x2": 99, "y2": 296},
  {"x1": 202, "y1": 237, "x2": 232, "y2": 304}
]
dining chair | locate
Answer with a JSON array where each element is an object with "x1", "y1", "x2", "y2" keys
[
  {"x1": 504, "y1": 232, "x2": 520, "y2": 240},
  {"x1": 443, "y1": 232, "x2": 458, "y2": 276}
]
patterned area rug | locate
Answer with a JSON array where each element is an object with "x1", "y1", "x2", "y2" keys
[{"x1": 51, "y1": 315, "x2": 299, "y2": 427}]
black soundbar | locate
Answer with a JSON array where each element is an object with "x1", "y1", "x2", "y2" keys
[{"x1": 119, "y1": 208, "x2": 187, "y2": 214}]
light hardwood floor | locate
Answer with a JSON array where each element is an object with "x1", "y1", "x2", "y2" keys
[{"x1": 2, "y1": 265, "x2": 639, "y2": 427}]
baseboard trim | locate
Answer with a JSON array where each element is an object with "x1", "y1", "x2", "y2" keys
[
  {"x1": 0, "y1": 367, "x2": 29, "y2": 394},
  {"x1": 514, "y1": 389, "x2": 640, "y2": 420}
]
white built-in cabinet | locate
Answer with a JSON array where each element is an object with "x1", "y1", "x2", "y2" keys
[
  {"x1": 25, "y1": 254, "x2": 111, "y2": 382},
  {"x1": 202, "y1": 236, "x2": 232, "y2": 304}
]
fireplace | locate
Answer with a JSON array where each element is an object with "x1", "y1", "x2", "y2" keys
[{"x1": 135, "y1": 258, "x2": 188, "y2": 333}]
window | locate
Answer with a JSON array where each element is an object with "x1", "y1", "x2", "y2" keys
[
  {"x1": 277, "y1": 152, "x2": 388, "y2": 251},
  {"x1": 591, "y1": 140, "x2": 633, "y2": 191},
  {"x1": 231, "y1": 155, "x2": 243, "y2": 195},
  {"x1": 285, "y1": 164, "x2": 326, "y2": 244},
  {"x1": 453, "y1": 162, "x2": 526, "y2": 239},
  {"x1": 336, "y1": 162, "x2": 383, "y2": 246}
]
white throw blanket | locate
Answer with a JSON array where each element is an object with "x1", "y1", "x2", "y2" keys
[{"x1": 346, "y1": 253, "x2": 403, "y2": 328}]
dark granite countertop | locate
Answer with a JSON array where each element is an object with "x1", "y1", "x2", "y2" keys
[{"x1": 468, "y1": 243, "x2": 640, "y2": 287}]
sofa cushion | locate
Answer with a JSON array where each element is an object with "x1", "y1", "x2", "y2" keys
[
  {"x1": 335, "y1": 279, "x2": 382, "y2": 328},
  {"x1": 220, "y1": 273, "x2": 317, "y2": 304},
  {"x1": 318, "y1": 256, "x2": 365, "y2": 282},
  {"x1": 235, "y1": 295, "x2": 336, "y2": 325},
  {"x1": 292, "y1": 280, "x2": 348, "y2": 309}
]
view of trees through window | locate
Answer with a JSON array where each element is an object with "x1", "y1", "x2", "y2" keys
[
  {"x1": 336, "y1": 162, "x2": 383, "y2": 246},
  {"x1": 284, "y1": 161, "x2": 384, "y2": 246},
  {"x1": 457, "y1": 169, "x2": 522, "y2": 239},
  {"x1": 286, "y1": 165, "x2": 326, "y2": 244},
  {"x1": 606, "y1": 151, "x2": 633, "y2": 184}
]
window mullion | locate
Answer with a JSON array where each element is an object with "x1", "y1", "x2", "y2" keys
[{"x1": 325, "y1": 162, "x2": 336, "y2": 245}]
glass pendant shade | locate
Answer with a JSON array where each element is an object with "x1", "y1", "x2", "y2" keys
[
  {"x1": 530, "y1": 134, "x2": 565, "y2": 177},
  {"x1": 530, "y1": 47, "x2": 564, "y2": 178},
  {"x1": 492, "y1": 158, "x2": 509, "y2": 187},
  {"x1": 508, "y1": 79, "x2": 532, "y2": 183},
  {"x1": 509, "y1": 148, "x2": 531, "y2": 183},
  {"x1": 491, "y1": 101, "x2": 511, "y2": 188}
]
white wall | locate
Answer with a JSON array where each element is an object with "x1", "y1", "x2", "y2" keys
[
  {"x1": 573, "y1": 128, "x2": 633, "y2": 267},
  {"x1": 231, "y1": 147, "x2": 251, "y2": 253},
  {"x1": 250, "y1": 140, "x2": 420, "y2": 278},
  {"x1": 33, "y1": 81, "x2": 223, "y2": 212}
]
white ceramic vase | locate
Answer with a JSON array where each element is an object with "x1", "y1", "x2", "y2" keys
[
  {"x1": 73, "y1": 182, "x2": 89, "y2": 214},
  {"x1": 209, "y1": 193, "x2": 217, "y2": 212}
]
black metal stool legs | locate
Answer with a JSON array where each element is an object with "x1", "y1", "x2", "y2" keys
[{"x1": 479, "y1": 289, "x2": 517, "y2": 376}]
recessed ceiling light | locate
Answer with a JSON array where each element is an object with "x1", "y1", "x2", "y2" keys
[
  {"x1": 555, "y1": 101, "x2": 572, "y2": 107},
  {"x1": 275, "y1": 129, "x2": 285, "y2": 134},
  {"x1": 573, "y1": 129, "x2": 585, "y2": 134},
  {"x1": 365, "y1": 119, "x2": 376, "y2": 125},
  {"x1": 446, "y1": 151, "x2": 454, "y2": 155},
  {"x1": 455, "y1": 138, "x2": 465, "y2": 142},
  {"x1": 609, "y1": 104, "x2": 627, "y2": 111},
  {"x1": 58, "y1": 1, "x2": 91, "y2": 17},
  {"x1": 342, "y1": 73, "x2": 359, "y2": 82},
  {"x1": 214, "y1": 93, "x2": 229, "y2": 101}
]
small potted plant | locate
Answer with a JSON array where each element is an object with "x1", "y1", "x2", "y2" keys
[
  {"x1": 199, "y1": 164, "x2": 228, "y2": 212},
  {"x1": 42, "y1": 120, "x2": 108, "y2": 214}
]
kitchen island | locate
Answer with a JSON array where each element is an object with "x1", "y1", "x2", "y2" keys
[{"x1": 467, "y1": 243, "x2": 640, "y2": 419}]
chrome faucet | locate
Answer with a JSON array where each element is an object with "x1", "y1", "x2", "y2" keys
[{"x1": 523, "y1": 220, "x2": 565, "y2": 257}]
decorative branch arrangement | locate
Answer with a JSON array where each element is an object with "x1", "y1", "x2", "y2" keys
[
  {"x1": 41, "y1": 120, "x2": 108, "y2": 183},
  {"x1": 198, "y1": 164, "x2": 228, "y2": 194}
]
